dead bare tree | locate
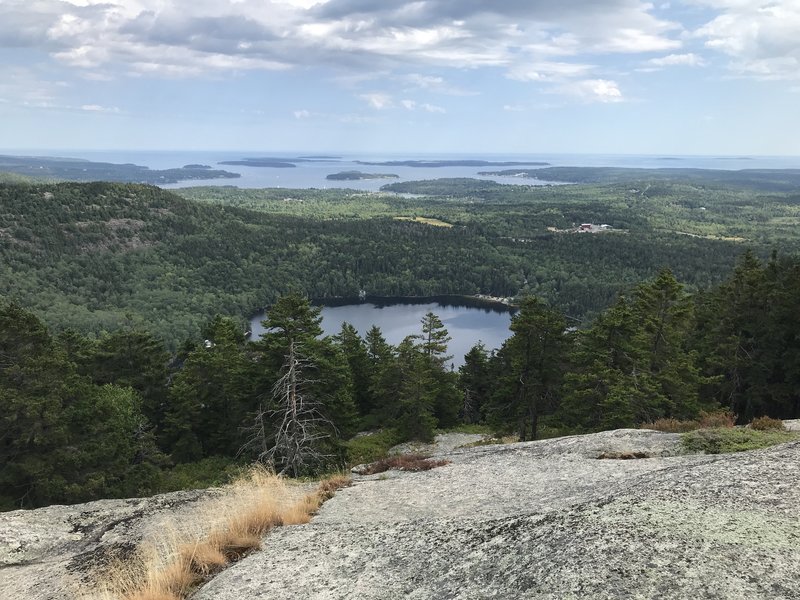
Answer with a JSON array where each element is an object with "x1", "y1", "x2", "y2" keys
[{"x1": 241, "y1": 340, "x2": 333, "y2": 477}]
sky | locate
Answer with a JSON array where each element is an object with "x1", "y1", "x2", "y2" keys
[{"x1": 1, "y1": 0, "x2": 799, "y2": 155}]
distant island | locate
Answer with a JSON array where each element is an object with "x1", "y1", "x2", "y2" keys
[
  {"x1": 219, "y1": 159, "x2": 297, "y2": 168},
  {"x1": 219, "y1": 156, "x2": 343, "y2": 168},
  {"x1": 478, "y1": 166, "x2": 800, "y2": 191},
  {"x1": 355, "y1": 159, "x2": 551, "y2": 168},
  {"x1": 326, "y1": 170, "x2": 399, "y2": 181},
  {"x1": 0, "y1": 155, "x2": 240, "y2": 184}
]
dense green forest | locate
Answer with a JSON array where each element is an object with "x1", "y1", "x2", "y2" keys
[
  {"x1": 2, "y1": 172, "x2": 800, "y2": 509},
  {"x1": 3, "y1": 178, "x2": 785, "y2": 346},
  {"x1": 3, "y1": 255, "x2": 800, "y2": 510}
]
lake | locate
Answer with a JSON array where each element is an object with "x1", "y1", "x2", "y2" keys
[{"x1": 249, "y1": 298, "x2": 515, "y2": 368}]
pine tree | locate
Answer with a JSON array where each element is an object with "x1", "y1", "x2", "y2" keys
[
  {"x1": 562, "y1": 270, "x2": 704, "y2": 430},
  {"x1": 419, "y1": 312, "x2": 452, "y2": 367},
  {"x1": 459, "y1": 343, "x2": 491, "y2": 424},
  {"x1": 489, "y1": 297, "x2": 567, "y2": 440},
  {"x1": 247, "y1": 294, "x2": 355, "y2": 473}
]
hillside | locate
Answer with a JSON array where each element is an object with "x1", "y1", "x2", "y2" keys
[
  {"x1": 1, "y1": 180, "x2": 770, "y2": 345},
  {"x1": 2, "y1": 428, "x2": 798, "y2": 600}
]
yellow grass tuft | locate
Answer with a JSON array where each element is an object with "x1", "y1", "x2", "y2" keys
[{"x1": 81, "y1": 468, "x2": 352, "y2": 600}]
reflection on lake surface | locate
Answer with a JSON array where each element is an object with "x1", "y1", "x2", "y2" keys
[{"x1": 249, "y1": 298, "x2": 514, "y2": 368}]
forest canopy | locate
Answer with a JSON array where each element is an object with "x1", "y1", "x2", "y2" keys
[{"x1": 3, "y1": 174, "x2": 796, "y2": 347}]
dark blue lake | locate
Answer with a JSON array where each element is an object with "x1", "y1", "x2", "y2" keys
[{"x1": 249, "y1": 298, "x2": 514, "y2": 368}]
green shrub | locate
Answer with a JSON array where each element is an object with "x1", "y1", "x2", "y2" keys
[
  {"x1": 344, "y1": 429, "x2": 402, "y2": 466},
  {"x1": 681, "y1": 428, "x2": 797, "y2": 455},
  {"x1": 155, "y1": 457, "x2": 242, "y2": 493},
  {"x1": 750, "y1": 416, "x2": 786, "y2": 431}
]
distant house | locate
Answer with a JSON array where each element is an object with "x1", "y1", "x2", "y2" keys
[{"x1": 579, "y1": 223, "x2": 592, "y2": 231}]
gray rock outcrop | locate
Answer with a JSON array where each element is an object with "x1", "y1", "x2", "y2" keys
[
  {"x1": 197, "y1": 429, "x2": 800, "y2": 600},
  {"x1": 0, "y1": 489, "x2": 222, "y2": 600},
  {"x1": 3, "y1": 428, "x2": 799, "y2": 600}
]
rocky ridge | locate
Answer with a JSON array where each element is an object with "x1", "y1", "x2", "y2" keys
[
  {"x1": 197, "y1": 428, "x2": 800, "y2": 600},
  {"x1": 1, "y1": 427, "x2": 799, "y2": 599}
]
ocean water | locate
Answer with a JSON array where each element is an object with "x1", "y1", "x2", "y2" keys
[{"x1": 4, "y1": 149, "x2": 799, "y2": 190}]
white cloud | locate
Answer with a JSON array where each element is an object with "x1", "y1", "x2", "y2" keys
[
  {"x1": 293, "y1": 109, "x2": 311, "y2": 118},
  {"x1": 400, "y1": 99, "x2": 445, "y2": 113},
  {"x1": 0, "y1": 0, "x2": 684, "y2": 81},
  {"x1": 646, "y1": 52, "x2": 707, "y2": 67},
  {"x1": 503, "y1": 104, "x2": 524, "y2": 111},
  {"x1": 692, "y1": 0, "x2": 800, "y2": 80},
  {"x1": 508, "y1": 61, "x2": 593, "y2": 82},
  {"x1": 401, "y1": 73, "x2": 476, "y2": 96},
  {"x1": 80, "y1": 104, "x2": 121, "y2": 113},
  {"x1": 420, "y1": 102, "x2": 445, "y2": 113},
  {"x1": 359, "y1": 92, "x2": 393, "y2": 109},
  {"x1": 555, "y1": 79, "x2": 625, "y2": 103}
]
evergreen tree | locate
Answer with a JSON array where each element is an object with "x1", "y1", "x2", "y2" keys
[
  {"x1": 562, "y1": 270, "x2": 704, "y2": 430},
  {"x1": 248, "y1": 294, "x2": 356, "y2": 471},
  {"x1": 89, "y1": 329, "x2": 170, "y2": 427},
  {"x1": 419, "y1": 312, "x2": 452, "y2": 367},
  {"x1": 459, "y1": 343, "x2": 491, "y2": 424},
  {"x1": 335, "y1": 322, "x2": 374, "y2": 419},
  {"x1": 163, "y1": 316, "x2": 256, "y2": 462},
  {"x1": 488, "y1": 297, "x2": 567, "y2": 440}
]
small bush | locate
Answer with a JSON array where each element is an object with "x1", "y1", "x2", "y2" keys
[
  {"x1": 344, "y1": 429, "x2": 402, "y2": 466},
  {"x1": 359, "y1": 454, "x2": 450, "y2": 475},
  {"x1": 750, "y1": 416, "x2": 786, "y2": 431},
  {"x1": 697, "y1": 409, "x2": 736, "y2": 429},
  {"x1": 154, "y1": 457, "x2": 242, "y2": 494},
  {"x1": 681, "y1": 427, "x2": 797, "y2": 455},
  {"x1": 640, "y1": 418, "x2": 699, "y2": 433}
]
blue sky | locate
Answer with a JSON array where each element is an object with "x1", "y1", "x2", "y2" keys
[{"x1": 1, "y1": 0, "x2": 798, "y2": 155}]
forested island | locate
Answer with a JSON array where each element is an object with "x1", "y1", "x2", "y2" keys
[
  {"x1": 355, "y1": 159, "x2": 550, "y2": 168},
  {"x1": 326, "y1": 170, "x2": 399, "y2": 180},
  {"x1": 3, "y1": 169, "x2": 800, "y2": 511},
  {"x1": 0, "y1": 155, "x2": 241, "y2": 184},
  {"x1": 478, "y1": 166, "x2": 800, "y2": 191},
  {"x1": 219, "y1": 156, "x2": 342, "y2": 168}
]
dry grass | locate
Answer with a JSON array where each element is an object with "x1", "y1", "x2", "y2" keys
[
  {"x1": 697, "y1": 409, "x2": 736, "y2": 429},
  {"x1": 639, "y1": 417, "x2": 699, "y2": 433},
  {"x1": 359, "y1": 453, "x2": 451, "y2": 475},
  {"x1": 82, "y1": 467, "x2": 351, "y2": 600},
  {"x1": 641, "y1": 409, "x2": 737, "y2": 433}
]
